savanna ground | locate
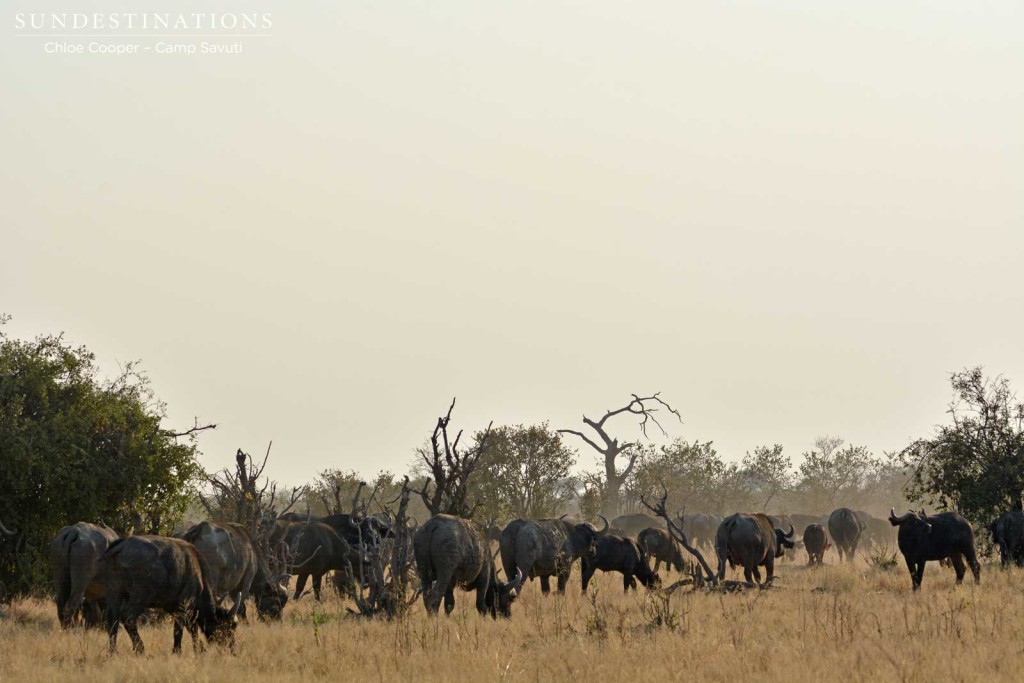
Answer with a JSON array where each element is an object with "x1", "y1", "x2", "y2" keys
[{"x1": 2, "y1": 554, "x2": 1023, "y2": 682}]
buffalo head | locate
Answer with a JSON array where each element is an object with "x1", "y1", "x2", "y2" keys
[
  {"x1": 254, "y1": 573, "x2": 290, "y2": 620},
  {"x1": 889, "y1": 508, "x2": 932, "y2": 531},
  {"x1": 201, "y1": 605, "x2": 238, "y2": 649},
  {"x1": 774, "y1": 524, "x2": 796, "y2": 557},
  {"x1": 492, "y1": 567, "x2": 524, "y2": 618}
]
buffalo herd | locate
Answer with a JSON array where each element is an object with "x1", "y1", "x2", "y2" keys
[{"x1": 40, "y1": 499, "x2": 1019, "y2": 653}]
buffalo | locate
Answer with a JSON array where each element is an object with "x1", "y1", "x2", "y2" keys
[
  {"x1": 277, "y1": 511, "x2": 389, "y2": 548},
  {"x1": 684, "y1": 514, "x2": 722, "y2": 551},
  {"x1": 101, "y1": 535, "x2": 237, "y2": 654},
  {"x1": 715, "y1": 513, "x2": 795, "y2": 585},
  {"x1": 637, "y1": 527, "x2": 684, "y2": 573},
  {"x1": 581, "y1": 535, "x2": 660, "y2": 592},
  {"x1": 51, "y1": 522, "x2": 119, "y2": 628},
  {"x1": 888, "y1": 508, "x2": 981, "y2": 590},
  {"x1": 989, "y1": 509, "x2": 1024, "y2": 568},
  {"x1": 854, "y1": 510, "x2": 894, "y2": 550},
  {"x1": 270, "y1": 520, "x2": 363, "y2": 601},
  {"x1": 499, "y1": 515, "x2": 608, "y2": 594},
  {"x1": 610, "y1": 513, "x2": 664, "y2": 538},
  {"x1": 413, "y1": 514, "x2": 524, "y2": 617},
  {"x1": 802, "y1": 524, "x2": 830, "y2": 566},
  {"x1": 182, "y1": 521, "x2": 289, "y2": 619},
  {"x1": 828, "y1": 508, "x2": 865, "y2": 562}
]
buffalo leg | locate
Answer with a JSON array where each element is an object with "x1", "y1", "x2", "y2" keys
[
  {"x1": 312, "y1": 574, "x2": 324, "y2": 601},
  {"x1": 557, "y1": 568, "x2": 571, "y2": 594},
  {"x1": 424, "y1": 569, "x2": 452, "y2": 614},
  {"x1": 106, "y1": 606, "x2": 120, "y2": 653},
  {"x1": 581, "y1": 564, "x2": 595, "y2": 593},
  {"x1": 623, "y1": 573, "x2": 633, "y2": 593},
  {"x1": 539, "y1": 575, "x2": 551, "y2": 593},
  {"x1": 173, "y1": 617, "x2": 184, "y2": 654},
  {"x1": 444, "y1": 587, "x2": 456, "y2": 615},
  {"x1": 293, "y1": 574, "x2": 309, "y2": 600},
  {"x1": 743, "y1": 567, "x2": 754, "y2": 584},
  {"x1": 950, "y1": 554, "x2": 967, "y2": 584},
  {"x1": 123, "y1": 615, "x2": 144, "y2": 654},
  {"x1": 653, "y1": 558, "x2": 662, "y2": 574},
  {"x1": 848, "y1": 541, "x2": 858, "y2": 563}
]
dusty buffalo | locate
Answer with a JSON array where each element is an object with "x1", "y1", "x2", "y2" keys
[
  {"x1": 101, "y1": 535, "x2": 236, "y2": 654},
  {"x1": 499, "y1": 516, "x2": 608, "y2": 594},
  {"x1": 715, "y1": 513, "x2": 795, "y2": 585},
  {"x1": 888, "y1": 508, "x2": 981, "y2": 590},
  {"x1": 270, "y1": 521, "x2": 363, "y2": 601},
  {"x1": 637, "y1": 527, "x2": 684, "y2": 573},
  {"x1": 684, "y1": 514, "x2": 722, "y2": 551},
  {"x1": 828, "y1": 508, "x2": 865, "y2": 562},
  {"x1": 413, "y1": 514, "x2": 524, "y2": 617},
  {"x1": 51, "y1": 522, "x2": 119, "y2": 628},
  {"x1": 989, "y1": 509, "x2": 1024, "y2": 568},
  {"x1": 803, "y1": 524, "x2": 830, "y2": 566},
  {"x1": 182, "y1": 521, "x2": 289, "y2": 619},
  {"x1": 610, "y1": 513, "x2": 663, "y2": 538},
  {"x1": 582, "y1": 535, "x2": 660, "y2": 592},
  {"x1": 854, "y1": 510, "x2": 893, "y2": 550}
]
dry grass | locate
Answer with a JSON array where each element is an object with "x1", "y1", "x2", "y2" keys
[{"x1": 3, "y1": 557, "x2": 1023, "y2": 682}]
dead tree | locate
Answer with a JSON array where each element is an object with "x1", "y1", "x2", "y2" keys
[
  {"x1": 640, "y1": 489, "x2": 717, "y2": 587},
  {"x1": 418, "y1": 398, "x2": 492, "y2": 519},
  {"x1": 200, "y1": 444, "x2": 305, "y2": 563},
  {"x1": 348, "y1": 478, "x2": 421, "y2": 619},
  {"x1": 559, "y1": 393, "x2": 681, "y2": 516}
]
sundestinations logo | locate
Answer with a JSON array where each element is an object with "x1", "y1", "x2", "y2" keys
[{"x1": 13, "y1": 11, "x2": 273, "y2": 56}]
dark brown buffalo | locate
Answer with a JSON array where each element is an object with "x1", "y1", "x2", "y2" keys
[
  {"x1": 499, "y1": 516, "x2": 608, "y2": 594},
  {"x1": 990, "y1": 509, "x2": 1024, "y2": 568},
  {"x1": 277, "y1": 511, "x2": 390, "y2": 548},
  {"x1": 51, "y1": 522, "x2": 119, "y2": 628},
  {"x1": 100, "y1": 535, "x2": 236, "y2": 654},
  {"x1": 715, "y1": 513, "x2": 795, "y2": 585},
  {"x1": 610, "y1": 513, "x2": 664, "y2": 538},
  {"x1": 581, "y1": 535, "x2": 660, "y2": 592},
  {"x1": 270, "y1": 521, "x2": 362, "y2": 601},
  {"x1": 828, "y1": 508, "x2": 865, "y2": 562},
  {"x1": 889, "y1": 508, "x2": 980, "y2": 590},
  {"x1": 413, "y1": 514, "x2": 524, "y2": 617},
  {"x1": 182, "y1": 521, "x2": 289, "y2": 619},
  {"x1": 637, "y1": 527, "x2": 684, "y2": 573},
  {"x1": 802, "y1": 524, "x2": 830, "y2": 566}
]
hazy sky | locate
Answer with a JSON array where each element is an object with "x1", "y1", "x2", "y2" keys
[{"x1": 2, "y1": 1, "x2": 1021, "y2": 486}]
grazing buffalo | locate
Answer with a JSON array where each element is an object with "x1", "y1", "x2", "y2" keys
[
  {"x1": 413, "y1": 514, "x2": 524, "y2": 617},
  {"x1": 684, "y1": 514, "x2": 722, "y2": 551},
  {"x1": 499, "y1": 516, "x2": 608, "y2": 594},
  {"x1": 277, "y1": 511, "x2": 390, "y2": 548},
  {"x1": 854, "y1": 510, "x2": 893, "y2": 550},
  {"x1": 610, "y1": 513, "x2": 664, "y2": 538},
  {"x1": 715, "y1": 513, "x2": 795, "y2": 586},
  {"x1": 637, "y1": 527, "x2": 684, "y2": 573},
  {"x1": 51, "y1": 522, "x2": 119, "y2": 628},
  {"x1": 101, "y1": 535, "x2": 236, "y2": 654},
  {"x1": 828, "y1": 508, "x2": 865, "y2": 562},
  {"x1": 182, "y1": 521, "x2": 289, "y2": 619},
  {"x1": 989, "y1": 509, "x2": 1024, "y2": 568},
  {"x1": 803, "y1": 524, "x2": 830, "y2": 566},
  {"x1": 888, "y1": 508, "x2": 981, "y2": 590},
  {"x1": 270, "y1": 521, "x2": 363, "y2": 601},
  {"x1": 582, "y1": 535, "x2": 660, "y2": 592}
]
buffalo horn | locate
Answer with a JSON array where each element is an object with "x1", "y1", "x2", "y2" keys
[
  {"x1": 505, "y1": 567, "x2": 524, "y2": 592},
  {"x1": 0, "y1": 519, "x2": 14, "y2": 536},
  {"x1": 784, "y1": 524, "x2": 795, "y2": 540},
  {"x1": 596, "y1": 515, "x2": 610, "y2": 536}
]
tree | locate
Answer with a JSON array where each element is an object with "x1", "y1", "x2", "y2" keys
[
  {"x1": 559, "y1": 393, "x2": 681, "y2": 516},
  {"x1": 797, "y1": 436, "x2": 876, "y2": 511},
  {"x1": 0, "y1": 318, "x2": 210, "y2": 596},
  {"x1": 902, "y1": 368, "x2": 1024, "y2": 523},
  {"x1": 627, "y1": 439, "x2": 729, "y2": 514},
  {"x1": 417, "y1": 398, "x2": 492, "y2": 518},
  {"x1": 740, "y1": 444, "x2": 793, "y2": 511},
  {"x1": 470, "y1": 423, "x2": 577, "y2": 520}
]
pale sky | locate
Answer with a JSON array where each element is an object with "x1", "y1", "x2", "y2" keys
[{"x1": 2, "y1": 1, "x2": 1021, "y2": 487}]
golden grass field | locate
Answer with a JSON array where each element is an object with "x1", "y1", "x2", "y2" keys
[{"x1": 2, "y1": 555, "x2": 1022, "y2": 682}]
